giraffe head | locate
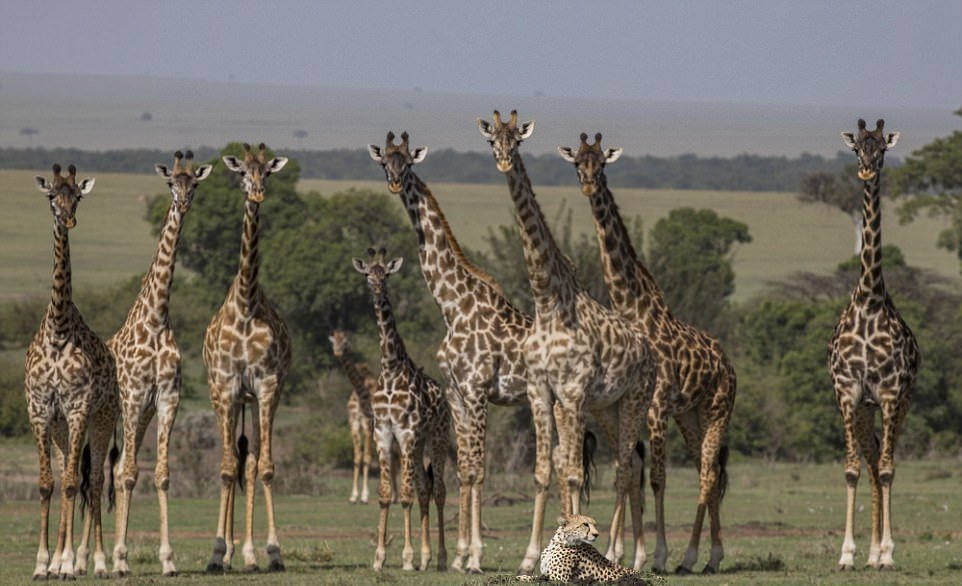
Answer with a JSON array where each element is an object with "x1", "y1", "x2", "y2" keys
[
  {"x1": 841, "y1": 118, "x2": 899, "y2": 181},
  {"x1": 34, "y1": 164, "x2": 95, "y2": 229},
  {"x1": 477, "y1": 109, "x2": 534, "y2": 173},
  {"x1": 221, "y1": 143, "x2": 288, "y2": 202},
  {"x1": 329, "y1": 329, "x2": 348, "y2": 357},
  {"x1": 368, "y1": 132, "x2": 427, "y2": 194},
  {"x1": 558, "y1": 132, "x2": 623, "y2": 196},
  {"x1": 154, "y1": 150, "x2": 214, "y2": 214},
  {"x1": 352, "y1": 247, "x2": 404, "y2": 297}
]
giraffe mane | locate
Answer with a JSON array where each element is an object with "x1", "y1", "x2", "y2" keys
[{"x1": 420, "y1": 183, "x2": 506, "y2": 296}]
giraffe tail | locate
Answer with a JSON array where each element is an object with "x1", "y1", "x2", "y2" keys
[
  {"x1": 580, "y1": 430, "x2": 598, "y2": 505},
  {"x1": 634, "y1": 440, "x2": 646, "y2": 512},
  {"x1": 424, "y1": 462, "x2": 435, "y2": 499},
  {"x1": 237, "y1": 405, "x2": 249, "y2": 494},
  {"x1": 107, "y1": 434, "x2": 120, "y2": 513},
  {"x1": 79, "y1": 442, "x2": 92, "y2": 520},
  {"x1": 717, "y1": 444, "x2": 730, "y2": 502}
]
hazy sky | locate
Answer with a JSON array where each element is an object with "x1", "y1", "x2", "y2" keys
[{"x1": 2, "y1": 1, "x2": 960, "y2": 110}]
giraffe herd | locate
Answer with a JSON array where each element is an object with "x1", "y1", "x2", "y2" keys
[{"x1": 21, "y1": 115, "x2": 917, "y2": 579}]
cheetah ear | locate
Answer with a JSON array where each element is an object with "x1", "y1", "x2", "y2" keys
[
  {"x1": 35, "y1": 176, "x2": 52, "y2": 193},
  {"x1": 194, "y1": 164, "x2": 214, "y2": 182},
  {"x1": 558, "y1": 146, "x2": 576, "y2": 163},
  {"x1": 519, "y1": 119, "x2": 535, "y2": 140},
  {"x1": 385, "y1": 257, "x2": 404, "y2": 275},
  {"x1": 352, "y1": 258, "x2": 368, "y2": 274},
  {"x1": 478, "y1": 118, "x2": 495, "y2": 140},
  {"x1": 604, "y1": 147, "x2": 623, "y2": 164}
]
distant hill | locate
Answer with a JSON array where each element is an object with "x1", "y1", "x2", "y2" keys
[{"x1": 2, "y1": 71, "x2": 960, "y2": 159}]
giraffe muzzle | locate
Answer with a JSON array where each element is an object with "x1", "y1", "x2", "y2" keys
[
  {"x1": 64, "y1": 217, "x2": 77, "y2": 229},
  {"x1": 496, "y1": 159, "x2": 514, "y2": 173},
  {"x1": 249, "y1": 192, "x2": 265, "y2": 203},
  {"x1": 857, "y1": 169, "x2": 876, "y2": 181},
  {"x1": 388, "y1": 181, "x2": 403, "y2": 194}
]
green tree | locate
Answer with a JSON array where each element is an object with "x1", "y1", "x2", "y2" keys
[
  {"x1": 647, "y1": 208, "x2": 752, "y2": 336},
  {"x1": 891, "y1": 111, "x2": 962, "y2": 272}
]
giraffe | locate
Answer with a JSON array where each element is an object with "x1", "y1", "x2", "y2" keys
[
  {"x1": 368, "y1": 131, "x2": 533, "y2": 573},
  {"x1": 24, "y1": 164, "x2": 119, "y2": 580},
  {"x1": 107, "y1": 150, "x2": 213, "y2": 577},
  {"x1": 831, "y1": 118, "x2": 918, "y2": 571},
  {"x1": 560, "y1": 132, "x2": 737, "y2": 573},
  {"x1": 329, "y1": 329, "x2": 376, "y2": 504},
  {"x1": 204, "y1": 143, "x2": 291, "y2": 573},
  {"x1": 353, "y1": 247, "x2": 450, "y2": 572},
  {"x1": 479, "y1": 110, "x2": 656, "y2": 573}
]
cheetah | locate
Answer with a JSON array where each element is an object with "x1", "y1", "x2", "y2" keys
[{"x1": 517, "y1": 515, "x2": 638, "y2": 583}]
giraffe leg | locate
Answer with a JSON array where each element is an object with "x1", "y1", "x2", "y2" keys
[
  {"x1": 613, "y1": 387, "x2": 650, "y2": 573},
  {"x1": 556, "y1": 391, "x2": 587, "y2": 517},
  {"x1": 591, "y1": 408, "x2": 624, "y2": 564},
  {"x1": 47, "y1": 422, "x2": 69, "y2": 578},
  {"x1": 854, "y1": 403, "x2": 881, "y2": 568},
  {"x1": 361, "y1": 418, "x2": 373, "y2": 504},
  {"x1": 372, "y1": 427, "x2": 395, "y2": 571},
  {"x1": 256, "y1": 388, "x2": 284, "y2": 572},
  {"x1": 447, "y1": 386, "x2": 486, "y2": 573},
  {"x1": 349, "y1": 412, "x2": 363, "y2": 504},
  {"x1": 56, "y1": 411, "x2": 88, "y2": 580},
  {"x1": 432, "y1": 422, "x2": 449, "y2": 572},
  {"x1": 699, "y1": 384, "x2": 733, "y2": 574},
  {"x1": 518, "y1": 381, "x2": 554, "y2": 575},
  {"x1": 414, "y1": 442, "x2": 432, "y2": 572},
  {"x1": 112, "y1": 401, "x2": 142, "y2": 578},
  {"x1": 649, "y1": 404, "x2": 675, "y2": 574},
  {"x1": 396, "y1": 435, "x2": 417, "y2": 571},
  {"x1": 877, "y1": 394, "x2": 908, "y2": 570},
  {"x1": 153, "y1": 387, "x2": 179, "y2": 576},
  {"x1": 206, "y1": 390, "x2": 237, "y2": 574},
  {"x1": 29, "y1": 409, "x2": 55, "y2": 580},
  {"x1": 835, "y1": 383, "x2": 862, "y2": 571},
  {"x1": 86, "y1": 411, "x2": 114, "y2": 579}
]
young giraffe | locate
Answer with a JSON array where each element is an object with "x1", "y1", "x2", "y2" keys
[
  {"x1": 107, "y1": 150, "x2": 212, "y2": 577},
  {"x1": 560, "y1": 132, "x2": 737, "y2": 573},
  {"x1": 479, "y1": 110, "x2": 656, "y2": 574},
  {"x1": 353, "y1": 248, "x2": 450, "y2": 572},
  {"x1": 329, "y1": 329, "x2": 376, "y2": 504},
  {"x1": 25, "y1": 164, "x2": 119, "y2": 580},
  {"x1": 368, "y1": 131, "x2": 532, "y2": 573},
  {"x1": 204, "y1": 143, "x2": 291, "y2": 573},
  {"x1": 831, "y1": 118, "x2": 918, "y2": 571}
]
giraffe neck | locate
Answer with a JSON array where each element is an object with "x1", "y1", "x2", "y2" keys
[
  {"x1": 46, "y1": 223, "x2": 74, "y2": 337},
  {"x1": 505, "y1": 151, "x2": 578, "y2": 315},
  {"x1": 131, "y1": 202, "x2": 185, "y2": 327},
  {"x1": 858, "y1": 174, "x2": 886, "y2": 299},
  {"x1": 372, "y1": 287, "x2": 408, "y2": 374},
  {"x1": 337, "y1": 353, "x2": 369, "y2": 397},
  {"x1": 588, "y1": 176, "x2": 670, "y2": 324},
  {"x1": 399, "y1": 173, "x2": 502, "y2": 325},
  {"x1": 234, "y1": 199, "x2": 261, "y2": 312}
]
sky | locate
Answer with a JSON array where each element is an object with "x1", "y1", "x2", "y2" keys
[{"x1": 2, "y1": 1, "x2": 960, "y2": 111}]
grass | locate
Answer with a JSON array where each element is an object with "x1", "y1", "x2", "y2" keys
[
  {"x1": 3, "y1": 170, "x2": 959, "y2": 303},
  {"x1": 0, "y1": 459, "x2": 959, "y2": 585}
]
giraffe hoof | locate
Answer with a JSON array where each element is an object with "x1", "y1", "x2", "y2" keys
[
  {"x1": 162, "y1": 570, "x2": 178, "y2": 577},
  {"x1": 701, "y1": 564, "x2": 717, "y2": 574},
  {"x1": 879, "y1": 564, "x2": 895, "y2": 572},
  {"x1": 58, "y1": 573, "x2": 76, "y2": 581},
  {"x1": 674, "y1": 565, "x2": 692, "y2": 575},
  {"x1": 837, "y1": 563, "x2": 854, "y2": 572},
  {"x1": 243, "y1": 564, "x2": 259, "y2": 573},
  {"x1": 31, "y1": 574, "x2": 48, "y2": 581},
  {"x1": 268, "y1": 560, "x2": 285, "y2": 572},
  {"x1": 205, "y1": 562, "x2": 224, "y2": 574},
  {"x1": 93, "y1": 570, "x2": 109, "y2": 579},
  {"x1": 468, "y1": 567, "x2": 483, "y2": 575}
]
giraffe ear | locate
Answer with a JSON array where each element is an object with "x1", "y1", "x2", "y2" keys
[
  {"x1": 194, "y1": 164, "x2": 214, "y2": 181},
  {"x1": 519, "y1": 120, "x2": 535, "y2": 140},
  {"x1": 154, "y1": 164, "x2": 173, "y2": 178},
  {"x1": 352, "y1": 258, "x2": 368, "y2": 274},
  {"x1": 368, "y1": 144, "x2": 383, "y2": 162},
  {"x1": 477, "y1": 118, "x2": 495, "y2": 140},
  {"x1": 328, "y1": 335, "x2": 336, "y2": 344},
  {"x1": 841, "y1": 132, "x2": 857, "y2": 149},
  {"x1": 385, "y1": 257, "x2": 404, "y2": 275},
  {"x1": 885, "y1": 132, "x2": 900, "y2": 149},
  {"x1": 604, "y1": 147, "x2": 623, "y2": 164},
  {"x1": 558, "y1": 146, "x2": 577, "y2": 163},
  {"x1": 35, "y1": 176, "x2": 52, "y2": 193},
  {"x1": 78, "y1": 178, "x2": 96, "y2": 195},
  {"x1": 222, "y1": 155, "x2": 244, "y2": 172},
  {"x1": 411, "y1": 147, "x2": 428, "y2": 164},
  {"x1": 266, "y1": 157, "x2": 288, "y2": 175}
]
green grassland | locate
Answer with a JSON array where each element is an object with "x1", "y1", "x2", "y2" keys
[
  {"x1": 2, "y1": 170, "x2": 959, "y2": 302},
  {"x1": 0, "y1": 453, "x2": 959, "y2": 585}
]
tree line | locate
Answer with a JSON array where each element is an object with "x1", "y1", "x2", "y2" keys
[{"x1": 0, "y1": 146, "x2": 852, "y2": 192}]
